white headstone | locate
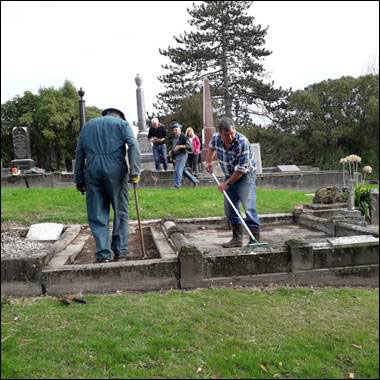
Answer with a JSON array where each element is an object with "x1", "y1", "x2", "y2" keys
[
  {"x1": 26, "y1": 223, "x2": 64, "y2": 241},
  {"x1": 277, "y1": 165, "x2": 300, "y2": 172},
  {"x1": 250, "y1": 143, "x2": 262, "y2": 174}
]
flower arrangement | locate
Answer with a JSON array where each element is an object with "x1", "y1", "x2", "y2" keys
[
  {"x1": 339, "y1": 154, "x2": 361, "y2": 184},
  {"x1": 362, "y1": 165, "x2": 373, "y2": 183}
]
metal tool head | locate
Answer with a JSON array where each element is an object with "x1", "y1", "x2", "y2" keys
[{"x1": 246, "y1": 242, "x2": 270, "y2": 249}]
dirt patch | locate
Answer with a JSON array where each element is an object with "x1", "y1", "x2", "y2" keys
[{"x1": 72, "y1": 227, "x2": 159, "y2": 264}]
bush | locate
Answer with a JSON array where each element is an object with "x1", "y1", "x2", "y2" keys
[{"x1": 355, "y1": 184, "x2": 372, "y2": 221}]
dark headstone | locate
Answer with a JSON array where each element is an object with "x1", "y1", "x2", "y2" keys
[
  {"x1": 12, "y1": 127, "x2": 30, "y2": 159},
  {"x1": 11, "y1": 127, "x2": 35, "y2": 170}
]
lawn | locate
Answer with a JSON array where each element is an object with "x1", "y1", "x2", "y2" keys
[
  {"x1": 1, "y1": 186, "x2": 378, "y2": 379},
  {"x1": 1, "y1": 287, "x2": 378, "y2": 379},
  {"x1": 1, "y1": 186, "x2": 313, "y2": 224}
]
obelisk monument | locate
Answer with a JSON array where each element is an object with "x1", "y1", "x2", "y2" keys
[
  {"x1": 135, "y1": 74, "x2": 153, "y2": 163},
  {"x1": 201, "y1": 78, "x2": 218, "y2": 173}
]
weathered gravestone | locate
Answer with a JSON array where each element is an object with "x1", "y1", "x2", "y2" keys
[
  {"x1": 11, "y1": 127, "x2": 35, "y2": 170},
  {"x1": 250, "y1": 143, "x2": 262, "y2": 174}
]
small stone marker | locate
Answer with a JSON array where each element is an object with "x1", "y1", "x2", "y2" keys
[
  {"x1": 26, "y1": 223, "x2": 64, "y2": 241},
  {"x1": 277, "y1": 165, "x2": 300, "y2": 172}
]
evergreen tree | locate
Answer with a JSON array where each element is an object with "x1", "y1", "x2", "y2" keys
[
  {"x1": 1, "y1": 81, "x2": 102, "y2": 171},
  {"x1": 156, "y1": 0, "x2": 289, "y2": 123}
]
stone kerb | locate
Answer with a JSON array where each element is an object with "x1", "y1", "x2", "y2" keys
[
  {"x1": 286, "y1": 235, "x2": 379, "y2": 273},
  {"x1": 162, "y1": 220, "x2": 204, "y2": 288},
  {"x1": 1, "y1": 225, "x2": 81, "y2": 296},
  {"x1": 41, "y1": 259, "x2": 179, "y2": 296}
]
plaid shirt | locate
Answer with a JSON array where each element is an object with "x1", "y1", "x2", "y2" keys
[{"x1": 209, "y1": 132, "x2": 256, "y2": 177}]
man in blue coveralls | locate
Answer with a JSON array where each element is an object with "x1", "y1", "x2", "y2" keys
[{"x1": 74, "y1": 108, "x2": 141, "y2": 263}]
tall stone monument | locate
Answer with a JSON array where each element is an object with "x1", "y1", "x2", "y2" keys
[
  {"x1": 201, "y1": 78, "x2": 216, "y2": 163},
  {"x1": 135, "y1": 74, "x2": 153, "y2": 163},
  {"x1": 11, "y1": 126, "x2": 35, "y2": 170},
  {"x1": 78, "y1": 87, "x2": 86, "y2": 130}
]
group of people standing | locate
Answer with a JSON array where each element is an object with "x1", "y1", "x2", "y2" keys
[
  {"x1": 148, "y1": 118, "x2": 201, "y2": 188},
  {"x1": 74, "y1": 109, "x2": 260, "y2": 263}
]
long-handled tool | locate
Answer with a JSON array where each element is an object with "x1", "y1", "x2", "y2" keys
[
  {"x1": 211, "y1": 173, "x2": 269, "y2": 249},
  {"x1": 133, "y1": 183, "x2": 147, "y2": 258}
]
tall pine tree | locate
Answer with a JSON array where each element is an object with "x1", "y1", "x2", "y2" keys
[{"x1": 156, "y1": 1, "x2": 289, "y2": 124}]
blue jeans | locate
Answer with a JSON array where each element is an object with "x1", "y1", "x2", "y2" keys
[
  {"x1": 224, "y1": 172, "x2": 260, "y2": 229},
  {"x1": 152, "y1": 144, "x2": 168, "y2": 171},
  {"x1": 173, "y1": 153, "x2": 199, "y2": 187},
  {"x1": 85, "y1": 160, "x2": 129, "y2": 261}
]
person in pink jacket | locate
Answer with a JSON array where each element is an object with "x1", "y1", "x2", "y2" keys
[{"x1": 185, "y1": 127, "x2": 201, "y2": 176}]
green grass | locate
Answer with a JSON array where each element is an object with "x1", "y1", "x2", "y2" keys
[
  {"x1": 1, "y1": 187, "x2": 378, "y2": 378},
  {"x1": 1, "y1": 288, "x2": 378, "y2": 379},
  {"x1": 1, "y1": 187, "x2": 313, "y2": 225}
]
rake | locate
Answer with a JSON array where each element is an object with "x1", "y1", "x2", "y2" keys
[{"x1": 211, "y1": 173, "x2": 269, "y2": 249}]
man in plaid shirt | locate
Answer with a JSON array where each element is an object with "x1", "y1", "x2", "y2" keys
[{"x1": 205, "y1": 117, "x2": 260, "y2": 247}]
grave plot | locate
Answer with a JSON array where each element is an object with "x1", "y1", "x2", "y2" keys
[
  {"x1": 71, "y1": 226, "x2": 160, "y2": 265},
  {"x1": 2, "y1": 204, "x2": 379, "y2": 297},
  {"x1": 175, "y1": 219, "x2": 329, "y2": 253}
]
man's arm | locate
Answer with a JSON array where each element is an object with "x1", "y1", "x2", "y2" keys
[
  {"x1": 218, "y1": 170, "x2": 244, "y2": 193},
  {"x1": 205, "y1": 148, "x2": 216, "y2": 173},
  {"x1": 122, "y1": 122, "x2": 141, "y2": 177},
  {"x1": 173, "y1": 135, "x2": 189, "y2": 152}
]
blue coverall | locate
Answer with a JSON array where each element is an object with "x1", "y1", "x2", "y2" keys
[{"x1": 74, "y1": 115, "x2": 141, "y2": 261}]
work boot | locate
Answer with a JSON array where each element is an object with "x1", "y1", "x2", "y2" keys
[
  {"x1": 222, "y1": 224, "x2": 243, "y2": 248},
  {"x1": 247, "y1": 228, "x2": 260, "y2": 245}
]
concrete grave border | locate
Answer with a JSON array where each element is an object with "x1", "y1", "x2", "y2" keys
[{"x1": 1, "y1": 208, "x2": 379, "y2": 296}]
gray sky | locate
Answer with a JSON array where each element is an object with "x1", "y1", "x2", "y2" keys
[{"x1": 1, "y1": 1, "x2": 379, "y2": 125}]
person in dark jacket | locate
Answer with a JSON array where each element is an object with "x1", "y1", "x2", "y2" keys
[
  {"x1": 74, "y1": 108, "x2": 141, "y2": 263},
  {"x1": 148, "y1": 117, "x2": 168, "y2": 171},
  {"x1": 170, "y1": 123, "x2": 199, "y2": 188}
]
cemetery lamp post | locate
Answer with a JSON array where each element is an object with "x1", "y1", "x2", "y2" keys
[{"x1": 78, "y1": 87, "x2": 86, "y2": 131}]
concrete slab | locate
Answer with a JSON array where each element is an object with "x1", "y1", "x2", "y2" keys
[
  {"x1": 327, "y1": 235, "x2": 379, "y2": 248},
  {"x1": 277, "y1": 165, "x2": 300, "y2": 172},
  {"x1": 177, "y1": 221, "x2": 329, "y2": 253},
  {"x1": 26, "y1": 223, "x2": 64, "y2": 241}
]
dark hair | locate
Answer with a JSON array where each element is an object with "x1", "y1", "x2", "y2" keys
[{"x1": 217, "y1": 117, "x2": 235, "y2": 133}]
